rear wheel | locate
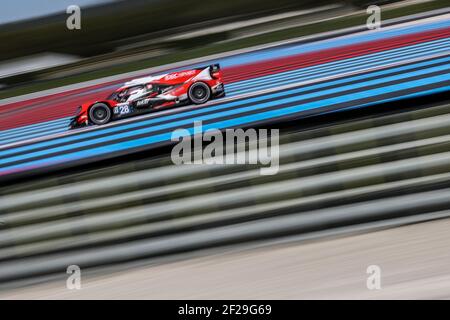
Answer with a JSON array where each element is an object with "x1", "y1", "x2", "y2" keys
[
  {"x1": 188, "y1": 82, "x2": 211, "y2": 104},
  {"x1": 89, "y1": 103, "x2": 112, "y2": 125}
]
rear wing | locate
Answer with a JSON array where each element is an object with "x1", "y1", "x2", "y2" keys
[
  {"x1": 195, "y1": 63, "x2": 221, "y2": 76},
  {"x1": 209, "y1": 64, "x2": 220, "y2": 73}
]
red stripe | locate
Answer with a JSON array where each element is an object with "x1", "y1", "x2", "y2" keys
[
  {"x1": 0, "y1": 26, "x2": 449, "y2": 132},
  {"x1": 0, "y1": 90, "x2": 112, "y2": 130},
  {"x1": 223, "y1": 27, "x2": 450, "y2": 83}
]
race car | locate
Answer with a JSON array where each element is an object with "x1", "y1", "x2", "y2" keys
[{"x1": 69, "y1": 64, "x2": 224, "y2": 129}]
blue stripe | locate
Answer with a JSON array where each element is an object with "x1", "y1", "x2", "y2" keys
[
  {"x1": 217, "y1": 19, "x2": 450, "y2": 67},
  {"x1": 0, "y1": 61, "x2": 448, "y2": 166},
  {"x1": 2, "y1": 75, "x2": 449, "y2": 174},
  {"x1": 0, "y1": 54, "x2": 448, "y2": 159},
  {"x1": 2, "y1": 37, "x2": 448, "y2": 146},
  {"x1": 227, "y1": 38, "x2": 450, "y2": 91},
  {"x1": 0, "y1": 54, "x2": 447, "y2": 159},
  {"x1": 228, "y1": 48, "x2": 450, "y2": 95},
  {"x1": 0, "y1": 17, "x2": 448, "y2": 174},
  {"x1": 1, "y1": 17, "x2": 448, "y2": 145},
  {"x1": 0, "y1": 121, "x2": 69, "y2": 141},
  {"x1": 0, "y1": 128, "x2": 68, "y2": 145},
  {"x1": 0, "y1": 117, "x2": 70, "y2": 138}
]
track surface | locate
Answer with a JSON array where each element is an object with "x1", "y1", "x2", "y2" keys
[
  {"x1": 1, "y1": 12, "x2": 450, "y2": 296},
  {"x1": 3, "y1": 218, "x2": 450, "y2": 299},
  {"x1": 1, "y1": 97, "x2": 450, "y2": 284},
  {"x1": 0, "y1": 14, "x2": 449, "y2": 179},
  {"x1": 1, "y1": 15, "x2": 449, "y2": 134}
]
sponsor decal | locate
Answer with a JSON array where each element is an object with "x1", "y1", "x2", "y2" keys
[
  {"x1": 136, "y1": 99, "x2": 150, "y2": 107},
  {"x1": 164, "y1": 70, "x2": 197, "y2": 81}
]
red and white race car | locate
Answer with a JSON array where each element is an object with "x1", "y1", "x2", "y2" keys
[{"x1": 69, "y1": 64, "x2": 224, "y2": 129}]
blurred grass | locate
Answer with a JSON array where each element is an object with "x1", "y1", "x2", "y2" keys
[
  {"x1": 0, "y1": 0, "x2": 448, "y2": 99},
  {"x1": 0, "y1": 0, "x2": 320, "y2": 59}
]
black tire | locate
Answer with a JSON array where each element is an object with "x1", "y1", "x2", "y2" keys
[
  {"x1": 188, "y1": 82, "x2": 211, "y2": 104},
  {"x1": 89, "y1": 103, "x2": 112, "y2": 125}
]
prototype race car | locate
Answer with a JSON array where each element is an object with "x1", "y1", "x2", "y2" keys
[{"x1": 69, "y1": 64, "x2": 224, "y2": 129}]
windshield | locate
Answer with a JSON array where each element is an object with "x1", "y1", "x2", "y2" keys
[
  {"x1": 107, "y1": 83, "x2": 176, "y2": 102},
  {"x1": 108, "y1": 85, "x2": 145, "y2": 102}
]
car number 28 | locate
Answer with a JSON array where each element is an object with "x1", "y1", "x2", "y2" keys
[{"x1": 114, "y1": 105, "x2": 131, "y2": 115}]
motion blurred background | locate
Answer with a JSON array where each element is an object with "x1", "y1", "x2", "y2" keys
[
  {"x1": 0, "y1": 0, "x2": 434, "y2": 95},
  {"x1": 0, "y1": 0, "x2": 450, "y2": 299}
]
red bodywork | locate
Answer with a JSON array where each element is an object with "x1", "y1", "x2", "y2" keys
[{"x1": 70, "y1": 64, "x2": 224, "y2": 128}]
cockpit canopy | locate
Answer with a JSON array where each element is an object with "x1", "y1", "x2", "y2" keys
[{"x1": 108, "y1": 83, "x2": 177, "y2": 102}]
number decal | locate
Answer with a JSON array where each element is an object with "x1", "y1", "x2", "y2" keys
[
  {"x1": 114, "y1": 105, "x2": 131, "y2": 115},
  {"x1": 119, "y1": 105, "x2": 129, "y2": 114}
]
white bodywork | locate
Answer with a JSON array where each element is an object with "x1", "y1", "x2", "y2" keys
[{"x1": 121, "y1": 66, "x2": 213, "y2": 104}]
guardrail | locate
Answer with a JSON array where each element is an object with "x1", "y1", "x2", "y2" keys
[{"x1": 0, "y1": 100, "x2": 450, "y2": 283}]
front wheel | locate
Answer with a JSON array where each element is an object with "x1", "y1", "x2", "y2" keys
[
  {"x1": 188, "y1": 82, "x2": 211, "y2": 104},
  {"x1": 89, "y1": 103, "x2": 112, "y2": 125}
]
